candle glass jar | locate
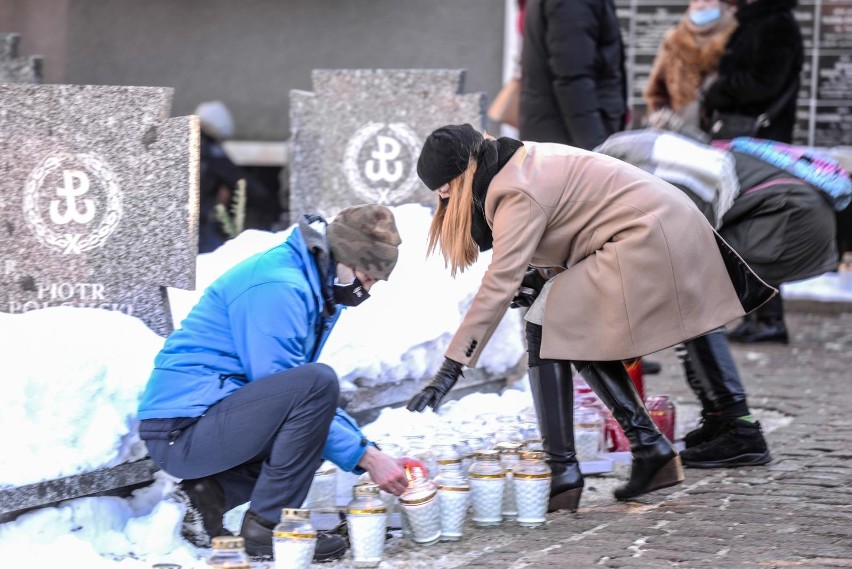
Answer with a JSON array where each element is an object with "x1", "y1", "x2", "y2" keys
[
  {"x1": 513, "y1": 451, "x2": 552, "y2": 527},
  {"x1": 301, "y1": 461, "x2": 337, "y2": 510},
  {"x1": 467, "y1": 450, "x2": 505, "y2": 527},
  {"x1": 346, "y1": 483, "x2": 388, "y2": 568},
  {"x1": 433, "y1": 443, "x2": 464, "y2": 477},
  {"x1": 272, "y1": 508, "x2": 316, "y2": 569},
  {"x1": 399, "y1": 466, "x2": 441, "y2": 545},
  {"x1": 495, "y1": 442, "x2": 523, "y2": 520},
  {"x1": 574, "y1": 404, "x2": 604, "y2": 462},
  {"x1": 646, "y1": 394, "x2": 676, "y2": 443},
  {"x1": 209, "y1": 536, "x2": 251, "y2": 569},
  {"x1": 434, "y1": 470, "x2": 470, "y2": 541}
]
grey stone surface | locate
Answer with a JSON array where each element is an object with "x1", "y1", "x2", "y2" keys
[
  {"x1": 0, "y1": 33, "x2": 42, "y2": 84},
  {"x1": 0, "y1": 84, "x2": 199, "y2": 336},
  {"x1": 271, "y1": 307, "x2": 852, "y2": 569},
  {"x1": 0, "y1": 459, "x2": 158, "y2": 522},
  {"x1": 0, "y1": 368, "x2": 513, "y2": 520},
  {"x1": 289, "y1": 69, "x2": 486, "y2": 220}
]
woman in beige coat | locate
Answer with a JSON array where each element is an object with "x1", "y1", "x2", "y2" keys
[{"x1": 407, "y1": 124, "x2": 774, "y2": 510}]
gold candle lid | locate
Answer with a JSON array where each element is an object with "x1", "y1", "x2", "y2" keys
[
  {"x1": 280, "y1": 507, "x2": 311, "y2": 520},
  {"x1": 520, "y1": 450, "x2": 547, "y2": 461},
  {"x1": 211, "y1": 535, "x2": 245, "y2": 550},
  {"x1": 474, "y1": 449, "x2": 501, "y2": 461}
]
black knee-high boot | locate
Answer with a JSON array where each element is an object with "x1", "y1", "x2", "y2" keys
[
  {"x1": 525, "y1": 322, "x2": 583, "y2": 511},
  {"x1": 576, "y1": 360, "x2": 684, "y2": 501},
  {"x1": 528, "y1": 361, "x2": 584, "y2": 512}
]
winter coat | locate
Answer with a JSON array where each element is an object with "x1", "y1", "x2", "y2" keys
[
  {"x1": 718, "y1": 152, "x2": 838, "y2": 285},
  {"x1": 519, "y1": 0, "x2": 627, "y2": 150},
  {"x1": 198, "y1": 133, "x2": 276, "y2": 254},
  {"x1": 644, "y1": 10, "x2": 737, "y2": 116},
  {"x1": 137, "y1": 224, "x2": 371, "y2": 472},
  {"x1": 445, "y1": 142, "x2": 773, "y2": 366},
  {"x1": 702, "y1": 0, "x2": 803, "y2": 143}
]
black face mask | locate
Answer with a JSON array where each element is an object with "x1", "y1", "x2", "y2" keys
[{"x1": 333, "y1": 277, "x2": 371, "y2": 307}]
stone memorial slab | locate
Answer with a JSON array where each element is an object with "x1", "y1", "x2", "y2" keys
[
  {"x1": 0, "y1": 84, "x2": 199, "y2": 336},
  {"x1": 0, "y1": 33, "x2": 42, "y2": 84},
  {"x1": 289, "y1": 69, "x2": 485, "y2": 220}
]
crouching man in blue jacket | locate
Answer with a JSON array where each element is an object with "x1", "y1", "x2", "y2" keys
[{"x1": 137, "y1": 205, "x2": 408, "y2": 562}]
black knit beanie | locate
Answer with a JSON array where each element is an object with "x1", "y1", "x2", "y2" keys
[{"x1": 416, "y1": 123, "x2": 483, "y2": 190}]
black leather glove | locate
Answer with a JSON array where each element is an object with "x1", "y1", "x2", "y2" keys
[
  {"x1": 407, "y1": 357, "x2": 464, "y2": 412},
  {"x1": 510, "y1": 268, "x2": 549, "y2": 309}
]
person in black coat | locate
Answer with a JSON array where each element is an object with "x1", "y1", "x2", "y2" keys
[
  {"x1": 702, "y1": 0, "x2": 803, "y2": 144},
  {"x1": 702, "y1": 0, "x2": 804, "y2": 342},
  {"x1": 195, "y1": 101, "x2": 277, "y2": 254},
  {"x1": 519, "y1": 0, "x2": 627, "y2": 150}
]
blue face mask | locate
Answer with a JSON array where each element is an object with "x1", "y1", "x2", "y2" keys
[{"x1": 690, "y1": 6, "x2": 722, "y2": 26}]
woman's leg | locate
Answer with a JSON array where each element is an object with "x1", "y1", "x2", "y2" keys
[
  {"x1": 575, "y1": 360, "x2": 684, "y2": 501},
  {"x1": 525, "y1": 322, "x2": 584, "y2": 512}
]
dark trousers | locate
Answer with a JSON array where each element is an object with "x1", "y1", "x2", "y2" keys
[
  {"x1": 145, "y1": 363, "x2": 339, "y2": 523},
  {"x1": 682, "y1": 329, "x2": 749, "y2": 419}
]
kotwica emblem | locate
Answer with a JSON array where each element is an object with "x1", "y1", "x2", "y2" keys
[
  {"x1": 23, "y1": 152, "x2": 122, "y2": 254},
  {"x1": 343, "y1": 122, "x2": 422, "y2": 204}
]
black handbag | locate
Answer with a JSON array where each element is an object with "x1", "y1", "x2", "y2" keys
[{"x1": 706, "y1": 81, "x2": 798, "y2": 140}]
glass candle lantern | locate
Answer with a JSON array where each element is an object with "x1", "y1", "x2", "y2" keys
[
  {"x1": 346, "y1": 483, "x2": 388, "y2": 568},
  {"x1": 399, "y1": 466, "x2": 441, "y2": 545},
  {"x1": 208, "y1": 536, "x2": 251, "y2": 569},
  {"x1": 434, "y1": 470, "x2": 470, "y2": 541},
  {"x1": 495, "y1": 442, "x2": 523, "y2": 520},
  {"x1": 272, "y1": 508, "x2": 316, "y2": 569},
  {"x1": 513, "y1": 451, "x2": 552, "y2": 527},
  {"x1": 574, "y1": 404, "x2": 604, "y2": 462},
  {"x1": 646, "y1": 394, "x2": 676, "y2": 443},
  {"x1": 467, "y1": 450, "x2": 505, "y2": 527}
]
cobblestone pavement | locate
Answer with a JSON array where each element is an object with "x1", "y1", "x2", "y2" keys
[{"x1": 266, "y1": 309, "x2": 852, "y2": 568}]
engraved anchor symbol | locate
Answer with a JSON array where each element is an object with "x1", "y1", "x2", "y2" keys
[
  {"x1": 49, "y1": 169, "x2": 95, "y2": 225},
  {"x1": 365, "y1": 135, "x2": 404, "y2": 183}
]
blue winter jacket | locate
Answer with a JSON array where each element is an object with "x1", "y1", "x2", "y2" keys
[{"x1": 138, "y1": 224, "x2": 371, "y2": 472}]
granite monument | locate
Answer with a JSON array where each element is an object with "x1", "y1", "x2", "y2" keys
[
  {"x1": 0, "y1": 84, "x2": 199, "y2": 337},
  {"x1": 289, "y1": 69, "x2": 486, "y2": 220}
]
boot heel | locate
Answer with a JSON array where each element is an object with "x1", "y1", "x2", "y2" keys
[
  {"x1": 647, "y1": 455, "x2": 685, "y2": 492},
  {"x1": 548, "y1": 486, "x2": 582, "y2": 513}
]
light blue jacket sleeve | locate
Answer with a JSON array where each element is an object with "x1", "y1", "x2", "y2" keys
[{"x1": 323, "y1": 408, "x2": 373, "y2": 473}]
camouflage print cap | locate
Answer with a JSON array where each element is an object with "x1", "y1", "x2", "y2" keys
[{"x1": 327, "y1": 204, "x2": 402, "y2": 281}]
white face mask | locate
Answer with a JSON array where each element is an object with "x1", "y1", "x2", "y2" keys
[{"x1": 690, "y1": 6, "x2": 722, "y2": 26}]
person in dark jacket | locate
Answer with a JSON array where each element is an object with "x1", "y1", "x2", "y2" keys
[
  {"x1": 702, "y1": 0, "x2": 803, "y2": 144},
  {"x1": 596, "y1": 126, "x2": 837, "y2": 468},
  {"x1": 519, "y1": 0, "x2": 627, "y2": 150},
  {"x1": 702, "y1": 0, "x2": 805, "y2": 342},
  {"x1": 137, "y1": 205, "x2": 408, "y2": 561},
  {"x1": 195, "y1": 101, "x2": 278, "y2": 254}
]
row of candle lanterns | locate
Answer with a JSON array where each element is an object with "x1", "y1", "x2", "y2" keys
[
  {"x1": 263, "y1": 444, "x2": 553, "y2": 569},
  {"x1": 205, "y1": 381, "x2": 677, "y2": 568}
]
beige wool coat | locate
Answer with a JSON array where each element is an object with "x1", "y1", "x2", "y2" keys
[{"x1": 445, "y1": 143, "x2": 774, "y2": 367}]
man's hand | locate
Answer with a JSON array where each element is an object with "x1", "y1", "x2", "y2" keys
[
  {"x1": 357, "y1": 446, "x2": 409, "y2": 496},
  {"x1": 406, "y1": 357, "x2": 464, "y2": 412}
]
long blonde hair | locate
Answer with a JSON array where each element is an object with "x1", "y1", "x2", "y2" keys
[{"x1": 427, "y1": 159, "x2": 480, "y2": 276}]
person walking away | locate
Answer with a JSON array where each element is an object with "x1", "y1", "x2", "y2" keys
[{"x1": 408, "y1": 124, "x2": 776, "y2": 511}]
